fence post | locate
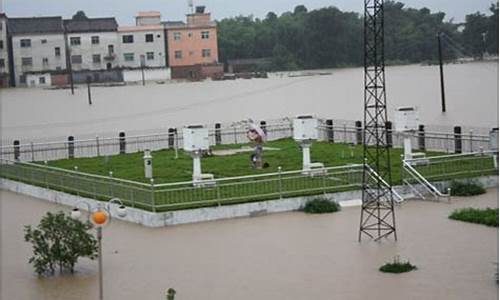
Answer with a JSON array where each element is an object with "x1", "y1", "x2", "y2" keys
[
  {"x1": 469, "y1": 130, "x2": 473, "y2": 153},
  {"x1": 326, "y1": 119, "x2": 334, "y2": 143},
  {"x1": 355, "y1": 121, "x2": 363, "y2": 145},
  {"x1": 150, "y1": 178, "x2": 156, "y2": 213},
  {"x1": 68, "y1": 136, "x2": 75, "y2": 159},
  {"x1": 96, "y1": 136, "x2": 101, "y2": 157},
  {"x1": 30, "y1": 142, "x2": 35, "y2": 162},
  {"x1": 278, "y1": 166, "x2": 283, "y2": 199},
  {"x1": 454, "y1": 126, "x2": 462, "y2": 154},
  {"x1": 385, "y1": 121, "x2": 393, "y2": 148},
  {"x1": 13, "y1": 140, "x2": 20, "y2": 161},
  {"x1": 418, "y1": 125, "x2": 425, "y2": 151},
  {"x1": 215, "y1": 123, "x2": 222, "y2": 145},
  {"x1": 168, "y1": 128, "x2": 175, "y2": 149},
  {"x1": 119, "y1": 132, "x2": 126, "y2": 154}
]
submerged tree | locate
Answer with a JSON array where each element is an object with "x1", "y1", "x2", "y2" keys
[{"x1": 24, "y1": 211, "x2": 98, "y2": 276}]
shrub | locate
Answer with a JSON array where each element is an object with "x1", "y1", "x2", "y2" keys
[
  {"x1": 304, "y1": 198, "x2": 340, "y2": 214},
  {"x1": 450, "y1": 181, "x2": 486, "y2": 196},
  {"x1": 24, "y1": 211, "x2": 98, "y2": 276},
  {"x1": 449, "y1": 207, "x2": 498, "y2": 227},
  {"x1": 379, "y1": 256, "x2": 417, "y2": 274}
]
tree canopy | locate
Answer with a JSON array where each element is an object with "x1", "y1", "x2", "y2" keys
[{"x1": 217, "y1": 2, "x2": 499, "y2": 71}]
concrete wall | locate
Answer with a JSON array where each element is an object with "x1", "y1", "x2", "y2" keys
[
  {"x1": 11, "y1": 33, "x2": 67, "y2": 86},
  {"x1": 123, "y1": 67, "x2": 170, "y2": 82},
  {"x1": 72, "y1": 69, "x2": 123, "y2": 83},
  {"x1": 67, "y1": 31, "x2": 119, "y2": 70},
  {"x1": 2, "y1": 176, "x2": 497, "y2": 228}
]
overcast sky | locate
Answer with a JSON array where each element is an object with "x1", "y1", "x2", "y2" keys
[{"x1": 2, "y1": 0, "x2": 495, "y2": 25}]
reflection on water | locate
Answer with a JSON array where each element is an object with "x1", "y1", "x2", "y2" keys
[
  {"x1": 1, "y1": 189, "x2": 498, "y2": 300},
  {"x1": 1, "y1": 61, "x2": 498, "y2": 143}
]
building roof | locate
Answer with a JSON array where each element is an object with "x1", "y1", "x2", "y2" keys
[
  {"x1": 8, "y1": 16, "x2": 64, "y2": 35},
  {"x1": 118, "y1": 24, "x2": 163, "y2": 32},
  {"x1": 64, "y1": 17, "x2": 118, "y2": 33},
  {"x1": 137, "y1": 11, "x2": 161, "y2": 18},
  {"x1": 162, "y1": 21, "x2": 186, "y2": 28}
]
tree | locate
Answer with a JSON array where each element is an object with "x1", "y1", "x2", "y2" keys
[
  {"x1": 24, "y1": 211, "x2": 98, "y2": 276},
  {"x1": 294, "y1": 5, "x2": 308, "y2": 15},
  {"x1": 72, "y1": 10, "x2": 88, "y2": 20}
]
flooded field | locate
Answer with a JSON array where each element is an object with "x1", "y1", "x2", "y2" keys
[
  {"x1": 1, "y1": 189, "x2": 498, "y2": 300},
  {"x1": 0, "y1": 61, "x2": 498, "y2": 143}
]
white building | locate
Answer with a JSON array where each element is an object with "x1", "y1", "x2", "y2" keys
[
  {"x1": 8, "y1": 16, "x2": 67, "y2": 86},
  {"x1": 0, "y1": 13, "x2": 9, "y2": 87},
  {"x1": 117, "y1": 11, "x2": 167, "y2": 69},
  {"x1": 64, "y1": 17, "x2": 119, "y2": 71}
]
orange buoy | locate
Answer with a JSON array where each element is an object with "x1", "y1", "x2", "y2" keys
[{"x1": 92, "y1": 211, "x2": 108, "y2": 225}]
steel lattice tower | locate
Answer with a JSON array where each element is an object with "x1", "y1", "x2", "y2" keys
[{"x1": 359, "y1": 0, "x2": 397, "y2": 241}]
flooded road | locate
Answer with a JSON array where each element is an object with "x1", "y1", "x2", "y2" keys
[
  {"x1": 1, "y1": 61, "x2": 498, "y2": 143},
  {"x1": 1, "y1": 189, "x2": 498, "y2": 300}
]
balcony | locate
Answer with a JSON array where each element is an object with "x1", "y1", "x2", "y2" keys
[{"x1": 104, "y1": 53, "x2": 116, "y2": 61}]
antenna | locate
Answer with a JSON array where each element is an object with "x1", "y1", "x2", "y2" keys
[{"x1": 188, "y1": 0, "x2": 194, "y2": 14}]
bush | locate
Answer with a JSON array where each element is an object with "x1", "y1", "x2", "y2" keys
[
  {"x1": 304, "y1": 198, "x2": 340, "y2": 214},
  {"x1": 379, "y1": 256, "x2": 417, "y2": 273},
  {"x1": 24, "y1": 211, "x2": 98, "y2": 276},
  {"x1": 450, "y1": 181, "x2": 486, "y2": 196},
  {"x1": 449, "y1": 207, "x2": 498, "y2": 227}
]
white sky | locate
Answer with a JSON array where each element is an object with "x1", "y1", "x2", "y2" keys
[{"x1": 2, "y1": 0, "x2": 495, "y2": 25}]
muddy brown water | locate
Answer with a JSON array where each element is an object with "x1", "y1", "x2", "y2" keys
[
  {"x1": 1, "y1": 189, "x2": 498, "y2": 300},
  {"x1": 1, "y1": 62, "x2": 498, "y2": 143}
]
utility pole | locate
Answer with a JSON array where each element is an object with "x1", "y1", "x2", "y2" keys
[
  {"x1": 437, "y1": 32, "x2": 446, "y2": 113},
  {"x1": 86, "y1": 76, "x2": 92, "y2": 105},
  {"x1": 64, "y1": 33, "x2": 75, "y2": 95},
  {"x1": 140, "y1": 55, "x2": 146, "y2": 86},
  {"x1": 482, "y1": 32, "x2": 487, "y2": 59}
]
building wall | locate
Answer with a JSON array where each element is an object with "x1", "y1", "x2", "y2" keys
[
  {"x1": 0, "y1": 16, "x2": 9, "y2": 84},
  {"x1": 123, "y1": 67, "x2": 170, "y2": 82},
  {"x1": 167, "y1": 26, "x2": 218, "y2": 67},
  {"x1": 11, "y1": 33, "x2": 66, "y2": 86},
  {"x1": 67, "y1": 31, "x2": 118, "y2": 71},
  {"x1": 117, "y1": 27, "x2": 166, "y2": 68},
  {"x1": 26, "y1": 73, "x2": 51, "y2": 87}
]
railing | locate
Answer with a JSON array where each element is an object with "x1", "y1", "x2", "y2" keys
[
  {"x1": 364, "y1": 164, "x2": 405, "y2": 203},
  {"x1": 402, "y1": 151, "x2": 498, "y2": 200},
  {"x1": 0, "y1": 158, "x2": 364, "y2": 212},
  {"x1": 1, "y1": 118, "x2": 493, "y2": 162}
]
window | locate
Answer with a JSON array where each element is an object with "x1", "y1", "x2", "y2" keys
[
  {"x1": 71, "y1": 55, "x2": 82, "y2": 64},
  {"x1": 41, "y1": 39, "x2": 47, "y2": 44},
  {"x1": 122, "y1": 35, "x2": 134, "y2": 43},
  {"x1": 174, "y1": 50, "x2": 182, "y2": 59},
  {"x1": 145, "y1": 34, "x2": 154, "y2": 42},
  {"x1": 0, "y1": 41, "x2": 3, "y2": 49},
  {"x1": 123, "y1": 53, "x2": 134, "y2": 61},
  {"x1": 39, "y1": 77, "x2": 46, "y2": 84},
  {"x1": 201, "y1": 31, "x2": 209, "y2": 39},
  {"x1": 0, "y1": 59, "x2": 4, "y2": 68},
  {"x1": 173, "y1": 32, "x2": 181, "y2": 40},
  {"x1": 188, "y1": 32, "x2": 192, "y2": 38},
  {"x1": 56, "y1": 66, "x2": 62, "y2": 70},
  {"x1": 42, "y1": 58, "x2": 49, "y2": 65},
  {"x1": 22, "y1": 57, "x2": 33, "y2": 66},
  {"x1": 108, "y1": 45, "x2": 114, "y2": 54},
  {"x1": 70, "y1": 37, "x2": 81, "y2": 46},
  {"x1": 55, "y1": 47, "x2": 61, "y2": 56},
  {"x1": 146, "y1": 52, "x2": 154, "y2": 60},
  {"x1": 20, "y1": 39, "x2": 31, "y2": 48},
  {"x1": 20, "y1": 75, "x2": 26, "y2": 84},
  {"x1": 92, "y1": 54, "x2": 101, "y2": 63},
  {"x1": 91, "y1": 36, "x2": 100, "y2": 45},
  {"x1": 202, "y1": 49, "x2": 211, "y2": 57}
]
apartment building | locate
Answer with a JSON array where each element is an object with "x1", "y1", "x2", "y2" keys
[
  {"x1": 0, "y1": 13, "x2": 9, "y2": 87},
  {"x1": 8, "y1": 16, "x2": 66, "y2": 86},
  {"x1": 164, "y1": 6, "x2": 222, "y2": 79},
  {"x1": 64, "y1": 16, "x2": 119, "y2": 71},
  {"x1": 117, "y1": 11, "x2": 166, "y2": 69}
]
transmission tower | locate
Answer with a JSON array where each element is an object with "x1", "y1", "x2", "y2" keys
[{"x1": 359, "y1": 0, "x2": 397, "y2": 241}]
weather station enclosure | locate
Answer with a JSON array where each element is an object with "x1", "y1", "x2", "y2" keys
[
  {"x1": 395, "y1": 107, "x2": 424, "y2": 161},
  {"x1": 182, "y1": 125, "x2": 214, "y2": 186},
  {"x1": 293, "y1": 115, "x2": 325, "y2": 175}
]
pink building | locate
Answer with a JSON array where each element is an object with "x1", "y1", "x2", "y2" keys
[{"x1": 164, "y1": 6, "x2": 222, "y2": 80}]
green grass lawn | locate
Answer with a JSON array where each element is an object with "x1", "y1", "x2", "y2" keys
[
  {"x1": 449, "y1": 208, "x2": 499, "y2": 227},
  {"x1": 43, "y1": 139, "x2": 437, "y2": 184}
]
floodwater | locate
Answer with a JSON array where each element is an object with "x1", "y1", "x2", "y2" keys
[
  {"x1": 0, "y1": 61, "x2": 498, "y2": 143},
  {"x1": 1, "y1": 189, "x2": 498, "y2": 300}
]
